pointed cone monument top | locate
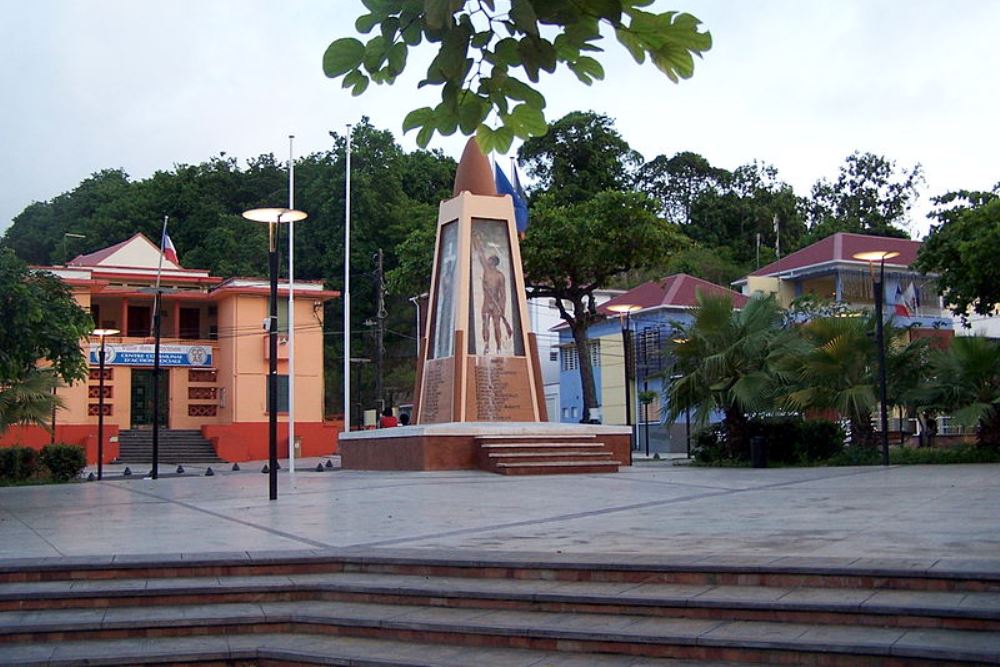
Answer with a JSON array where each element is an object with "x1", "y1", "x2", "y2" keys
[{"x1": 453, "y1": 137, "x2": 497, "y2": 197}]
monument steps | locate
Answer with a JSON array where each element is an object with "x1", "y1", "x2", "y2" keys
[
  {"x1": 0, "y1": 552, "x2": 998, "y2": 665},
  {"x1": 477, "y1": 437, "x2": 621, "y2": 475}
]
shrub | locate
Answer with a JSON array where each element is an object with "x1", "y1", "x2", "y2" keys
[
  {"x1": 890, "y1": 445, "x2": 1000, "y2": 465},
  {"x1": 0, "y1": 446, "x2": 39, "y2": 481},
  {"x1": 39, "y1": 444, "x2": 86, "y2": 482},
  {"x1": 825, "y1": 446, "x2": 880, "y2": 467},
  {"x1": 796, "y1": 420, "x2": 846, "y2": 462},
  {"x1": 692, "y1": 425, "x2": 746, "y2": 464}
]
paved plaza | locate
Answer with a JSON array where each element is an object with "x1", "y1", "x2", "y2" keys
[{"x1": 1, "y1": 460, "x2": 998, "y2": 564}]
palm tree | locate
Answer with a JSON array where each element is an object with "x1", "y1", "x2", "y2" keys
[
  {"x1": 919, "y1": 336, "x2": 1000, "y2": 448},
  {"x1": 778, "y1": 314, "x2": 879, "y2": 447},
  {"x1": 665, "y1": 293, "x2": 789, "y2": 456},
  {"x1": 779, "y1": 314, "x2": 929, "y2": 448},
  {"x1": 0, "y1": 368, "x2": 63, "y2": 434}
]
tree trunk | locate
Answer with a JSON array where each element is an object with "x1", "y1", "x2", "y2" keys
[
  {"x1": 978, "y1": 408, "x2": 1000, "y2": 449},
  {"x1": 723, "y1": 404, "x2": 749, "y2": 459},
  {"x1": 850, "y1": 411, "x2": 875, "y2": 448},
  {"x1": 571, "y1": 320, "x2": 600, "y2": 422}
]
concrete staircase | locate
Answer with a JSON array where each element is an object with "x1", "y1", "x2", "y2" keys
[
  {"x1": 116, "y1": 428, "x2": 221, "y2": 464},
  {"x1": 476, "y1": 434, "x2": 622, "y2": 475},
  {"x1": 1, "y1": 550, "x2": 997, "y2": 665}
]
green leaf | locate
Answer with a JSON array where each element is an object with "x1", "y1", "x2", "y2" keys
[
  {"x1": 381, "y1": 16, "x2": 400, "y2": 42},
  {"x1": 614, "y1": 27, "x2": 646, "y2": 64},
  {"x1": 387, "y1": 41, "x2": 408, "y2": 75},
  {"x1": 503, "y1": 76, "x2": 545, "y2": 109},
  {"x1": 322, "y1": 38, "x2": 365, "y2": 78},
  {"x1": 475, "y1": 124, "x2": 497, "y2": 154},
  {"x1": 510, "y1": 103, "x2": 547, "y2": 138},
  {"x1": 403, "y1": 107, "x2": 434, "y2": 133},
  {"x1": 458, "y1": 94, "x2": 487, "y2": 134},
  {"x1": 401, "y1": 20, "x2": 423, "y2": 46},
  {"x1": 493, "y1": 38, "x2": 520, "y2": 67},
  {"x1": 355, "y1": 13, "x2": 379, "y2": 34},
  {"x1": 350, "y1": 75, "x2": 370, "y2": 96},
  {"x1": 416, "y1": 124, "x2": 436, "y2": 147},
  {"x1": 363, "y1": 35, "x2": 388, "y2": 73},
  {"x1": 568, "y1": 56, "x2": 604, "y2": 84},
  {"x1": 510, "y1": 0, "x2": 539, "y2": 36},
  {"x1": 424, "y1": 0, "x2": 459, "y2": 30},
  {"x1": 493, "y1": 125, "x2": 515, "y2": 153}
]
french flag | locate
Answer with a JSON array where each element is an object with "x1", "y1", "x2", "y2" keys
[{"x1": 162, "y1": 232, "x2": 179, "y2": 265}]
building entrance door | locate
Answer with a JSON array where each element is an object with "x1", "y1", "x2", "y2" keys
[{"x1": 131, "y1": 369, "x2": 168, "y2": 428}]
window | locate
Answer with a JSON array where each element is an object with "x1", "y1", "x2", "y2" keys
[
  {"x1": 561, "y1": 346, "x2": 577, "y2": 371},
  {"x1": 275, "y1": 299, "x2": 290, "y2": 333},
  {"x1": 561, "y1": 341, "x2": 600, "y2": 371},
  {"x1": 266, "y1": 375, "x2": 289, "y2": 413},
  {"x1": 549, "y1": 347, "x2": 558, "y2": 362}
]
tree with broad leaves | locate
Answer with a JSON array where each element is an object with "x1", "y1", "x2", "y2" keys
[
  {"x1": 517, "y1": 110, "x2": 643, "y2": 205},
  {"x1": 915, "y1": 186, "x2": 1000, "y2": 324},
  {"x1": 0, "y1": 249, "x2": 93, "y2": 387},
  {"x1": 636, "y1": 151, "x2": 727, "y2": 225},
  {"x1": 804, "y1": 151, "x2": 924, "y2": 243},
  {"x1": 521, "y1": 190, "x2": 685, "y2": 421},
  {"x1": 323, "y1": 1, "x2": 711, "y2": 152}
]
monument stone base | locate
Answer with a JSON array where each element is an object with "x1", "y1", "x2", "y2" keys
[{"x1": 338, "y1": 422, "x2": 632, "y2": 474}]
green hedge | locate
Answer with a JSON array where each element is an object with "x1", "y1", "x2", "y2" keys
[
  {"x1": 0, "y1": 446, "x2": 40, "y2": 481},
  {"x1": 38, "y1": 444, "x2": 86, "y2": 482},
  {"x1": 692, "y1": 418, "x2": 846, "y2": 466}
]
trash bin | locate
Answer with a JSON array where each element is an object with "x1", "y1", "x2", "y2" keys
[{"x1": 750, "y1": 436, "x2": 767, "y2": 468}]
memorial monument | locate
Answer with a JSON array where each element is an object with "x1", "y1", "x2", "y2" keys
[{"x1": 339, "y1": 139, "x2": 629, "y2": 474}]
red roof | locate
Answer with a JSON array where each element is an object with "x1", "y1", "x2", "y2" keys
[
  {"x1": 68, "y1": 234, "x2": 143, "y2": 266},
  {"x1": 748, "y1": 232, "x2": 921, "y2": 278},
  {"x1": 599, "y1": 274, "x2": 748, "y2": 315}
]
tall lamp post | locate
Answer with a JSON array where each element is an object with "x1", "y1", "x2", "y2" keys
[
  {"x1": 853, "y1": 250, "x2": 900, "y2": 467},
  {"x1": 242, "y1": 208, "x2": 308, "y2": 501},
  {"x1": 608, "y1": 304, "x2": 641, "y2": 450},
  {"x1": 92, "y1": 328, "x2": 120, "y2": 480}
]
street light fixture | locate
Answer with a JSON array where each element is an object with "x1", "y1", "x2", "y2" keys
[
  {"x1": 92, "y1": 328, "x2": 120, "y2": 480},
  {"x1": 607, "y1": 304, "x2": 641, "y2": 450},
  {"x1": 243, "y1": 207, "x2": 308, "y2": 501},
  {"x1": 853, "y1": 250, "x2": 900, "y2": 467}
]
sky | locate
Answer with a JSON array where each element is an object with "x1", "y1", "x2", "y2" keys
[{"x1": 1, "y1": 0, "x2": 998, "y2": 239}]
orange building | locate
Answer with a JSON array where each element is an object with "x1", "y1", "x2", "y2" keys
[{"x1": 1, "y1": 233, "x2": 341, "y2": 464}]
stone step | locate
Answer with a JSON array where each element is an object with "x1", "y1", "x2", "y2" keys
[
  {"x1": 487, "y1": 451, "x2": 616, "y2": 464},
  {"x1": 495, "y1": 460, "x2": 621, "y2": 474},
  {"x1": 0, "y1": 599, "x2": 997, "y2": 665},
  {"x1": 3, "y1": 551, "x2": 997, "y2": 593},
  {"x1": 0, "y1": 632, "x2": 737, "y2": 666},
  {"x1": 3, "y1": 571, "x2": 998, "y2": 631},
  {"x1": 480, "y1": 441, "x2": 607, "y2": 450}
]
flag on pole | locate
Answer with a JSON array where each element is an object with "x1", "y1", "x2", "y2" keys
[
  {"x1": 894, "y1": 284, "x2": 910, "y2": 316},
  {"x1": 511, "y1": 161, "x2": 529, "y2": 233},
  {"x1": 495, "y1": 162, "x2": 529, "y2": 233},
  {"x1": 162, "y1": 232, "x2": 179, "y2": 265},
  {"x1": 903, "y1": 282, "x2": 919, "y2": 315}
]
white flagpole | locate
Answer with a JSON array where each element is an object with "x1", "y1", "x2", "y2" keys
[
  {"x1": 288, "y1": 135, "x2": 296, "y2": 477},
  {"x1": 155, "y1": 215, "x2": 168, "y2": 290},
  {"x1": 343, "y1": 124, "x2": 353, "y2": 433}
]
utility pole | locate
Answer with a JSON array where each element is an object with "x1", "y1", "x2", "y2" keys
[{"x1": 373, "y1": 248, "x2": 386, "y2": 414}]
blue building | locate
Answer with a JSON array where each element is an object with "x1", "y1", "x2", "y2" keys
[
  {"x1": 556, "y1": 274, "x2": 747, "y2": 454},
  {"x1": 732, "y1": 232, "x2": 953, "y2": 337}
]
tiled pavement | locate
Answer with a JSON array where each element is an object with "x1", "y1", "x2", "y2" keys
[{"x1": 0, "y1": 459, "x2": 997, "y2": 563}]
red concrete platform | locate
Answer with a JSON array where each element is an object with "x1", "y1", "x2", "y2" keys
[{"x1": 338, "y1": 422, "x2": 632, "y2": 474}]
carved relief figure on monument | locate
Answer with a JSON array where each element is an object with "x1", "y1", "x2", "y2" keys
[
  {"x1": 431, "y1": 221, "x2": 458, "y2": 359},
  {"x1": 470, "y1": 219, "x2": 522, "y2": 356}
]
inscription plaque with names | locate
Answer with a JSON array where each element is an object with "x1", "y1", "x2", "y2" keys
[{"x1": 466, "y1": 356, "x2": 534, "y2": 421}]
